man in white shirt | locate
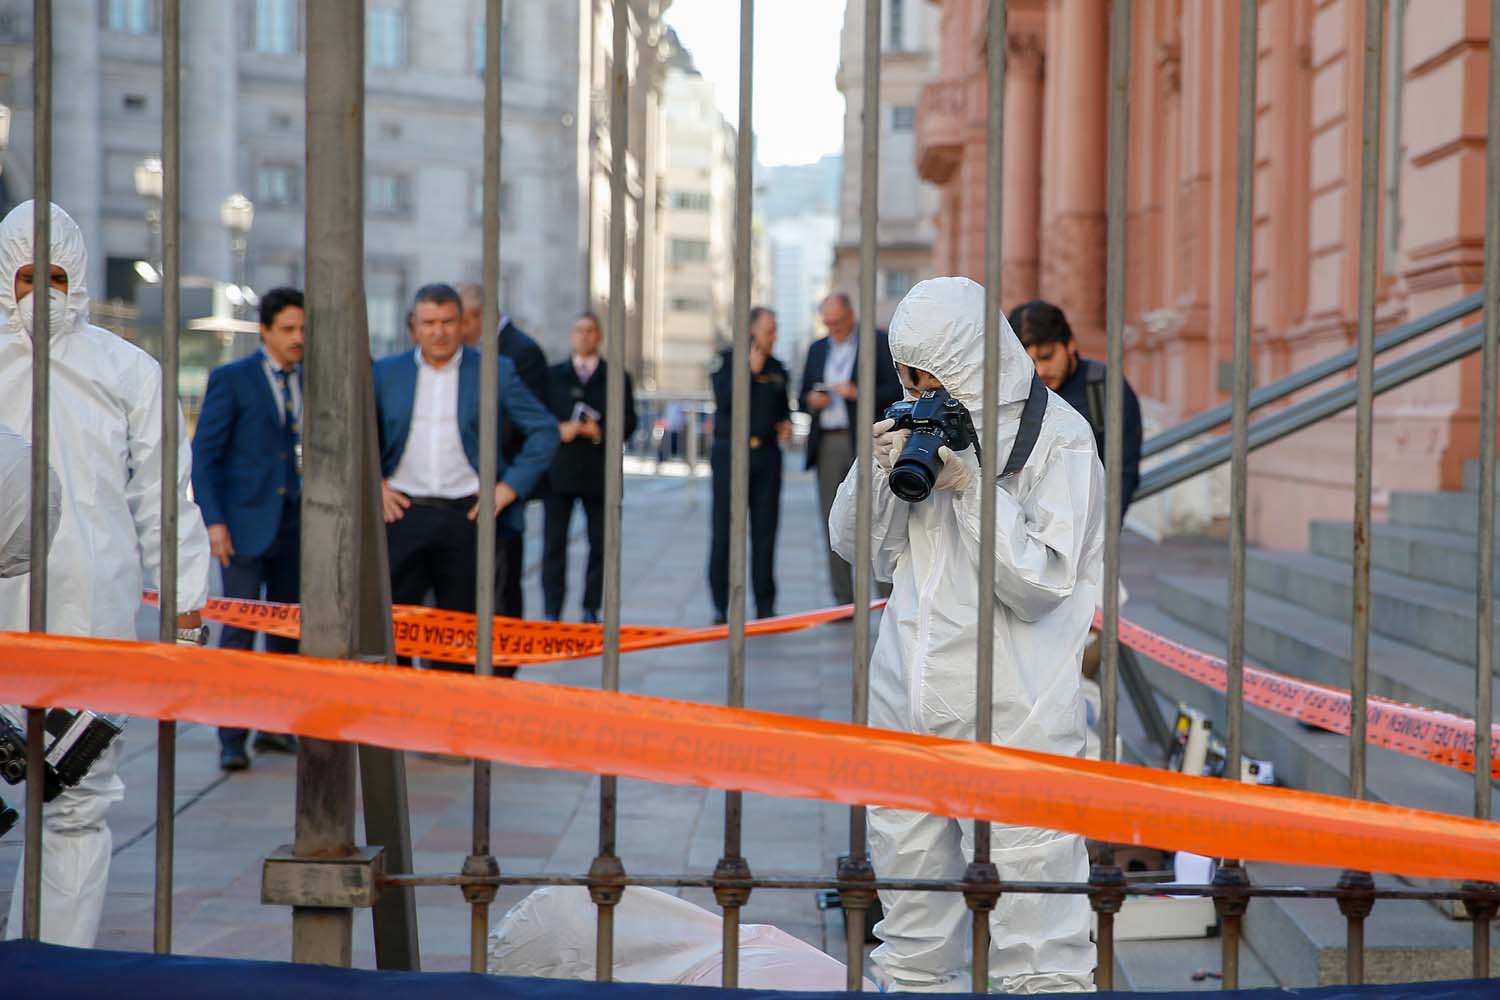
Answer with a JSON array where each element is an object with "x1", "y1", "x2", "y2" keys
[
  {"x1": 797, "y1": 293, "x2": 903, "y2": 606},
  {"x1": 372, "y1": 283, "x2": 559, "y2": 672}
]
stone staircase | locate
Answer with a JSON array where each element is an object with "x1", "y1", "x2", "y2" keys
[{"x1": 1120, "y1": 459, "x2": 1499, "y2": 988}]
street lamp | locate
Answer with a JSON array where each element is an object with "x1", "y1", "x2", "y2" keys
[
  {"x1": 220, "y1": 192, "x2": 254, "y2": 318},
  {"x1": 134, "y1": 156, "x2": 163, "y2": 282}
]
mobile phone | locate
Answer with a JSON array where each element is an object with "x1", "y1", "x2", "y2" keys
[{"x1": 811, "y1": 382, "x2": 829, "y2": 394}]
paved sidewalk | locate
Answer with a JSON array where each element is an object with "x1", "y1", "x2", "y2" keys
[{"x1": 0, "y1": 464, "x2": 872, "y2": 970}]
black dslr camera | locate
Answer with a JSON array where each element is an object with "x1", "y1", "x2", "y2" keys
[
  {"x1": 0, "y1": 709, "x2": 121, "y2": 837},
  {"x1": 882, "y1": 389, "x2": 979, "y2": 503}
]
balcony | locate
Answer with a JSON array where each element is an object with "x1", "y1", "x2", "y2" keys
[{"x1": 915, "y1": 77, "x2": 969, "y2": 184}]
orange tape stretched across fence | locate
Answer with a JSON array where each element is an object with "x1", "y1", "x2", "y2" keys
[
  {"x1": 2, "y1": 629, "x2": 1500, "y2": 881},
  {"x1": 1105, "y1": 612, "x2": 1500, "y2": 780},
  {"x1": 166, "y1": 591, "x2": 1500, "y2": 783},
  {"x1": 146, "y1": 592, "x2": 870, "y2": 667}
]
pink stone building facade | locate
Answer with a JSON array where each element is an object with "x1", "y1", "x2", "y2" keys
[{"x1": 916, "y1": 0, "x2": 1493, "y2": 549}]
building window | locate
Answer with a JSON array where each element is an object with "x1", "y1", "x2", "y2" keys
[
  {"x1": 890, "y1": 105, "x2": 915, "y2": 131},
  {"x1": 367, "y1": 295, "x2": 403, "y2": 357},
  {"x1": 887, "y1": 0, "x2": 905, "y2": 51},
  {"x1": 254, "y1": 0, "x2": 298, "y2": 55},
  {"x1": 473, "y1": 19, "x2": 507, "y2": 76},
  {"x1": 367, "y1": 173, "x2": 409, "y2": 216},
  {"x1": 106, "y1": 0, "x2": 156, "y2": 35},
  {"x1": 368, "y1": 6, "x2": 406, "y2": 70},
  {"x1": 884, "y1": 269, "x2": 913, "y2": 300},
  {"x1": 671, "y1": 190, "x2": 711, "y2": 212},
  {"x1": 256, "y1": 164, "x2": 299, "y2": 208},
  {"x1": 472, "y1": 181, "x2": 514, "y2": 228},
  {"x1": 669, "y1": 296, "x2": 710, "y2": 313},
  {"x1": 670, "y1": 239, "x2": 709, "y2": 266}
]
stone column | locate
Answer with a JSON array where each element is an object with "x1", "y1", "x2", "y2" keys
[
  {"x1": 52, "y1": 0, "x2": 102, "y2": 295},
  {"x1": 1001, "y1": 32, "x2": 1044, "y2": 307},
  {"x1": 182, "y1": 0, "x2": 238, "y2": 281},
  {"x1": 1038, "y1": 0, "x2": 1107, "y2": 355}
]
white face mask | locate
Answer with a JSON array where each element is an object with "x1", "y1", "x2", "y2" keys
[{"x1": 17, "y1": 287, "x2": 68, "y2": 337}]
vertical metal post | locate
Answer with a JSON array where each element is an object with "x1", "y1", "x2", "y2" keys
[
  {"x1": 591, "y1": 0, "x2": 630, "y2": 980},
  {"x1": 1341, "y1": 0, "x2": 1384, "y2": 984},
  {"x1": 968, "y1": 0, "x2": 1008, "y2": 992},
  {"x1": 629, "y1": 4, "x2": 652, "y2": 382},
  {"x1": 153, "y1": 0, "x2": 182, "y2": 956},
  {"x1": 1471, "y1": 0, "x2": 1500, "y2": 979},
  {"x1": 464, "y1": 0, "x2": 506, "y2": 975},
  {"x1": 842, "y1": 0, "x2": 882, "y2": 990},
  {"x1": 294, "y1": 0, "x2": 365, "y2": 967},
  {"x1": 1214, "y1": 0, "x2": 1259, "y2": 988},
  {"x1": 1093, "y1": 0, "x2": 1132, "y2": 988},
  {"x1": 714, "y1": 0, "x2": 755, "y2": 987},
  {"x1": 21, "y1": 0, "x2": 53, "y2": 943}
]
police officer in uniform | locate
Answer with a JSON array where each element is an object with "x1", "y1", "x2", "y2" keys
[{"x1": 707, "y1": 306, "x2": 791, "y2": 625}]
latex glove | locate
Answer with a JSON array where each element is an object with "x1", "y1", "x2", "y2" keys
[
  {"x1": 933, "y1": 445, "x2": 978, "y2": 493},
  {"x1": 872, "y1": 418, "x2": 910, "y2": 472}
]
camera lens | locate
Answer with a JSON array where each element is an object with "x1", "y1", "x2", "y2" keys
[{"x1": 889, "y1": 464, "x2": 934, "y2": 503}]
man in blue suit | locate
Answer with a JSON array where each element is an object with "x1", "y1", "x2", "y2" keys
[
  {"x1": 374, "y1": 282, "x2": 559, "y2": 674},
  {"x1": 191, "y1": 287, "x2": 306, "y2": 771}
]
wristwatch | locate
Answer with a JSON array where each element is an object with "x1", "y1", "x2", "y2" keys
[{"x1": 176, "y1": 624, "x2": 210, "y2": 646}]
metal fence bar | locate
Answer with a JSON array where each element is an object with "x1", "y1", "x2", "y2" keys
[
  {"x1": 153, "y1": 0, "x2": 182, "y2": 956},
  {"x1": 1340, "y1": 0, "x2": 1385, "y2": 984},
  {"x1": 715, "y1": 0, "x2": 756, "y2": 987},
  {"x1": 841, "y1": 0, "x2": 883, "y2": 989},
  {"x1": 294, "y1": 0, "x2": 365, "y2": 966},
  {"x1": 592, "y1": 0, "x2": 631, "y2": 981},
  {"x1": 1094, "y1": 0, "x2": 1132, "y2": 988},
  {"x1": 379, "y1": 872, "x2": 1500, "y2": 902},
  {"x1": 1471, "y1": 0, "x2": 1500, "y2": 979},
  {"x1": 969, "y1": 0, "x2": 1007, "y2": 991},
  {"x1": 465, "y1": 0, "x2": 506, "y2": 975},
  {"x1": 21, "y1": 0, "x2": 52, "y2": 943},
  {"x1": 1140, "y1": 291, "x2": 1483, "y2": 459},
  {"x1": 1213, "y1": 0, "x2": 1259, "y2": 988}
]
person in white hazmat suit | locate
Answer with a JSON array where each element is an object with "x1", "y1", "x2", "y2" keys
[
  {"x1": 0, "y1": 201, "x2": 211, "y2": 947},
  {"x1": 0, "y1": 424, "x2": 59, "y2": 578},
  {"x1": 830, "y1": 276, "x2": 1102, "y2": 993}
]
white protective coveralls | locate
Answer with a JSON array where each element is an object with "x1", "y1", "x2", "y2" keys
[
  {"x1": 830, "y1": 277, "x2": 1102, "y2": 993},
  {"x1": 0, "y1": 201, "x2": 211, "y2": 947},
  {"x1": 0, "y1": 423, "x2": 60, "y2": 578}
]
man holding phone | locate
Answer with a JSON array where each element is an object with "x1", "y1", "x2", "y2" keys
[{"x1": 540, "y1": 311, "x2": 636, "y2": 624}]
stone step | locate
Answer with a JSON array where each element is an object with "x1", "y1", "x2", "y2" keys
[
  {"x1": 1309, "y1": 519, "x2": 1496, "y2": 594},
  {"x1": 1114, "y1": 934, "x2": 1279, "y2": 991},
  {"x1": 1245, "y1": 549, "x2": 1494, "y2": 667},
  {"x1": 1155, "y1": 572, "x2": 1492, "y2": 723},
  {"x1": 1123, "y1": 603, "x2": 1485, "y2": 985},
  {"x1": 1463, "y1": 458, "x2": 1499, "y2": 495},
  {"x1": 1390, "y1": 490, "x2": 1482, "y2": 536}
]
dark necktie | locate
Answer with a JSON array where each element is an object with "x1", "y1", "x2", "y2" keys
[{"x1": 274, "y1": 368, "x2": 301, "y2": 499}]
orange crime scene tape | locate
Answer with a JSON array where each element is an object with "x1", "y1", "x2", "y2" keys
[
  {"x1": 1104, "y1": 612, "x2": 1500, "y2": 781},
  {"x1": 163, "y1": 592, "x2": 1500, "y2": 784},
  {"x1": 2, "y1": 629, "x2": 1500, "y2": 881},
  {"x1": 149, "y1": 592, "x2": 865, "y2": 666}
]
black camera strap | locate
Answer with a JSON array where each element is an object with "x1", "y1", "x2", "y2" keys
[{"x1": 1000, "y1": 373, "x2": 1049, "y2": 479}]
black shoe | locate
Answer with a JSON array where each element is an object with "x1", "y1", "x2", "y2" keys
[
  {"x1": 253, "y1": 732, "x2": 298, "y2": 754},
  {"x1": 220, "y1": 747, "x2": 250, "y2": 772},
  {"x1": 756, "y1": 607, "x2": 775, "y2": 621},
  {"x1": 712, "y1": 612, "x2": 727, "y2": 626},
  {"x1": 581, "y1": 609, "x2": 600, "y2": 625}
]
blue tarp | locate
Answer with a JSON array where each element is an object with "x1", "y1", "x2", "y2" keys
[{"x1": 5, "y1": 941, "x2": 1500, "y2": 998}]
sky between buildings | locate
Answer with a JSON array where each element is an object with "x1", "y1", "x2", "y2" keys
[{"x1": 663, "y1": 0, "x2": 847, "y2": 167}]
